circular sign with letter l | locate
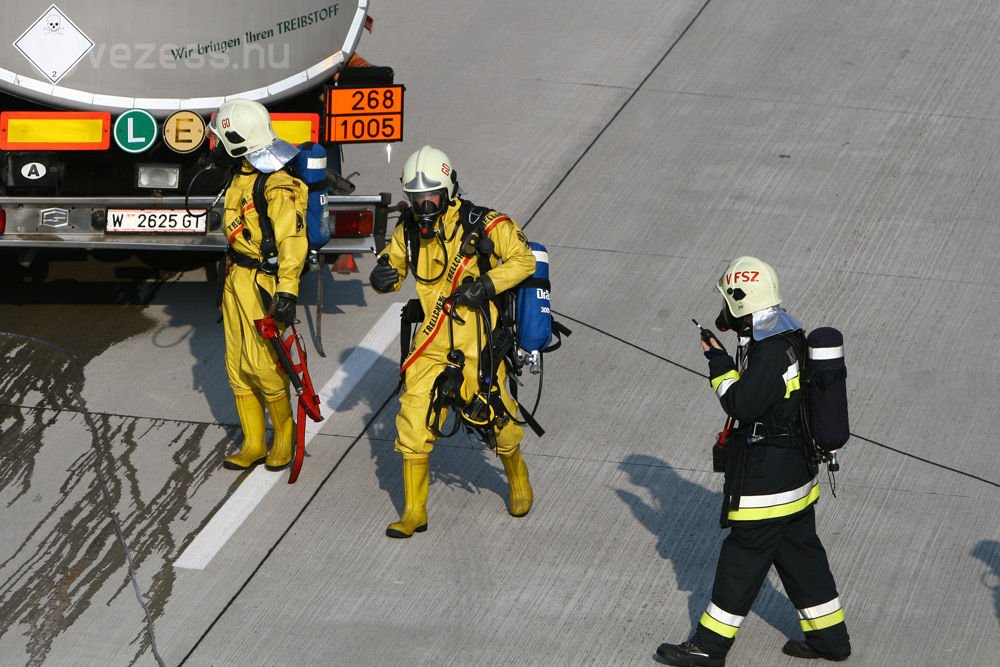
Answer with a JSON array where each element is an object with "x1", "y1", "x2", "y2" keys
[
  {"x1": 163, "y1": 110, "x2": 206, "y2": 154},
  {"x1": 113, "y1": 109, "x2": 158, "y2": 153}
]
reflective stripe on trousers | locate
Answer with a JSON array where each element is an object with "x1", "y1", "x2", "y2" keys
[
  {"x1": 798, "y1": 597, "x2": 846, "y2": 632},
  {"x1": 728, "y1": 477, "x2": 820, "y2": 522},
  {"x1": 699, "y1": 602, "x2": 744, "y2": 639}
]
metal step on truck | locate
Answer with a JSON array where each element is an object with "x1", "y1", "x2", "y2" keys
[{"x1": 0, "y1": 0, "x2": 400, "y2": 284}]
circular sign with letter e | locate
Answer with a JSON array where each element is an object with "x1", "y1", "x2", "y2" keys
[
  {"x1": 163, "y1": 110, "x2": 207, "y2": 154},
  {"x1": 113, "y1": 109, "x2": 158, "y2": 154}
]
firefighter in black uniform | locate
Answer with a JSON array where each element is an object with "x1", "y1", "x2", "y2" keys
[{"x1": 657, "y1": 257, "x2": 851, "y2": 667}]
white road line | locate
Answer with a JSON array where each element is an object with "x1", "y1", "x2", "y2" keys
[{"x1": 175, "y1": 302, "x2": 405, "y2": 570}]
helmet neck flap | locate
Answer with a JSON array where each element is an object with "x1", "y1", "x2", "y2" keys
[{"x1": 751, "y1": 306, "x2": 803, "y2": 341}]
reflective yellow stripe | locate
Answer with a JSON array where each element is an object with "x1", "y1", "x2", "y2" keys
[
  {"x1": 783, "y1": 361, "x2": 800, "y2": 398},
  {"x1": 800, "y1": 607, "x2": 845, "y2": 632},
  {"x1": 711, "y1": 370, "x2": 740, "y2": 396},
  {"x1": 8, "y1": 118, "x2": 105, "y2": 144},
  {"x1": 728, "y1": 480, "x2": 820, "y2": 522},
  {"x1": 699, "y1": 611, "x2": 740, "y2": 638},
  {"x1": 272, "y1": 119, "x2": 315, "y2": 145}
]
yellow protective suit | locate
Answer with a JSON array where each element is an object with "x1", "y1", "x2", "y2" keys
[
  {"x1": 379, "y1": 197, "x2": 535, "y2": 456},
  {"x1": 221, "y1": 164, "x2": 308, "y2": 469},
  {"x1": 376, "y1": 197, "x2": 536, "y2": 532}
]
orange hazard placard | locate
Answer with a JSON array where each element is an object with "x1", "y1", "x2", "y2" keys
[{"x1": 325, "y1": 85, "x2": 404, "y2": 143}]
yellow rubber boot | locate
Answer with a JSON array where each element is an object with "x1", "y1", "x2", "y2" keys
[
  {"x1": 265, "y1": 394, "x2": 295, "y2": 470},
  {"x1": 499, "y1": 448, "x2": 533, "y2": 517},
  {"x1": 224, "y1": 393, "x2": 268, "y2": 470},
  {"x1": 386, "y1": 456, "x2": 429, "y2": 538}
]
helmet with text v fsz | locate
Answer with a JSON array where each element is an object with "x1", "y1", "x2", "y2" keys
[
  {"x1": 208, "y1": 99, "x2": 298, "y2": 173},
  {"x1": 400, "y1": 145, "x2": 457, "y2": 231},
  {"x1": 716, "y1": 256, "x2": 781, "y2": 319}
]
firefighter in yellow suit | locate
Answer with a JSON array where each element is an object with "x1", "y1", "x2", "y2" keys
[
  {"x1": 370, "y1": 146, "x2": 536, "y2": 537},
  {"x1": 208, "y1": 99, "x2": 308, "y2": 471}
]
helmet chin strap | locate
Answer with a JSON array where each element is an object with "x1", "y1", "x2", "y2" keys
[{"x1": 735, "y1": 315, "x2": 753, "y2": 338}]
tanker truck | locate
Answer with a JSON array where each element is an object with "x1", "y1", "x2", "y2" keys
[{"x1": 0, "y1": 0, "x2": 401, "y2": 281}]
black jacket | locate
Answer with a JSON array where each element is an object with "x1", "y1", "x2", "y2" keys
[{"x1": 708, "y1": 332, "x2": 817, "y2": 525}]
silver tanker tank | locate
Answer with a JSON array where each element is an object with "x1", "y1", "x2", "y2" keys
[
  {"x1": 0, "y1": 1, "x2": 397, "y2": 282},
  {"x1": 0, "y1": 1, "x2": 368, "y2": 116}
]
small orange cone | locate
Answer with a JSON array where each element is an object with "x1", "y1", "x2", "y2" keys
[{"x1": 331, "y1": 254, "x2": 359, "y2": 274}]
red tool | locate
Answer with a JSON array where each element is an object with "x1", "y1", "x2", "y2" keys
[
  {"x1": 713, "y1": 416, "x2": 735, "y2": 473},
  {"x1": 254, "y1": 316, "x2": 323, "y2": 484}
]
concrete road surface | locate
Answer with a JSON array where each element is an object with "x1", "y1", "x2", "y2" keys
[{"x1": 2, "y1": 1, "x2": 999, "y2": 665}]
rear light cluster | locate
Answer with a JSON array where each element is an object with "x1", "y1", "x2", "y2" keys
[
  {"x1": 330, "y1": 209, "x2": 373, "y2": 237},
  {"x1": 0, "y1": 208, "x2": 6, "y2": 234}
]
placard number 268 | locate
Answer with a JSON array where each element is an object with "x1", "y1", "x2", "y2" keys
[{"x1": 350, "y1": 89, "x2": 396, "y2": 111}]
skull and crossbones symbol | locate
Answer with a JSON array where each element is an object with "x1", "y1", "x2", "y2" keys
[{"x1": 44, "y1": 12, "x2": 64, "y2": 34}]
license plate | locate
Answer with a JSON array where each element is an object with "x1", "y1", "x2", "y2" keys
[{"x1": 106, "y1": 209, "x2": 207, "y2": 233}]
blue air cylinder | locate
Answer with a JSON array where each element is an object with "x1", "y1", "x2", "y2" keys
[
  {"x1": 805, "y1": 327, "x2": 850, "y2": 453},
  {"x1": 516, "y1": 242, "x2": 553, "y2": 373},
  {"x1": 292, "y1": 142, "x2": 331, "y2": 248}
]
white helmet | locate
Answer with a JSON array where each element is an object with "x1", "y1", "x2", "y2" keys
[
  {"x1": 208, "y1": 99, "x2": 298, "y2": 173},
  {"x1": 401, "y1": 146, "x2": 456, "y2": 225},
  {"x1": 716, "y1": 256, "x2": 781, "y2": 318}
]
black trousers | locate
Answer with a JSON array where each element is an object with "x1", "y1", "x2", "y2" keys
[{"x1": 694, "y1": 505, "x2": 851, "y2": 657}]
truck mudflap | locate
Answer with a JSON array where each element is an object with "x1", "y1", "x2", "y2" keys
[{"x1": 0, "y1": 193, "x2": 392, "y2": 254}]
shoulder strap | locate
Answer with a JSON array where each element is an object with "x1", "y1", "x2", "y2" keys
[
  {"x1": 458, "y1": 199, "x2": 496, "y2": 277},
  {"x1": 778, "y1": 328, "x2": 825, "y2": 472},
  {"x1": 543, "y1": 320, "x2": 572, "y2": 353},
  {"x1": 776, "y1": 329, "x2": 806, "y2": 363},
  {"x1": 253, "y1": 172, "x2": 278, "y2": 262}
]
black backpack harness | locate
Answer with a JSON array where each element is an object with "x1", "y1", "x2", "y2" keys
[
  {"x1": 396, "y1": 200, "x2": 546, "y2": 445},
  {"x1": 226, "y1": 172, "x2": 280, "y2": 271},
  {"x1": 224, "y1": 171, "x2": 292, "y2": 311}
]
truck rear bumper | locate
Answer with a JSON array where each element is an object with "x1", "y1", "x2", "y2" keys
[{"x1": 0, "y1": 193, "x2": 392, "y2": 254}]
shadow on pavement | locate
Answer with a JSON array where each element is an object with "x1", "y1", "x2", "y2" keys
[
  {"x1": 971, "y1": 540, "x2": 1000, "y2": 625},
  {"x1": 318, "y1": 344, "x2": 511, "y2": 520},
  {"x1": 616, "y1": 453, "x2": 799, "y2": 638}
]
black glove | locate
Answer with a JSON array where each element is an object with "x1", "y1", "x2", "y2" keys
[
  {"x1": 370, "y1": 257, "x2": 400, "y2": 292},
  {"x1": 704, "y1": 346, "x2": 728, "y2": 360},
  {"x1": 452, "y1": 275, "x2": 495, "y2": 310},
  {"x1": 269, "y1": 292, "x2": 297, "y2": 326}
]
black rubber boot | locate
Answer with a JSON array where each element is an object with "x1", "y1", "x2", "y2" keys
[
  {"x1": 656, "y1": 640, "x2": 725, "y2": 667},
  {"x1": 782, "y1": 640, "x2": 850, "y2": 661}
]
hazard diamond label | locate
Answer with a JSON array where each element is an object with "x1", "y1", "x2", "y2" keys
[{"x1": 14, "y1": 5, "x2": 94, "y2": 84}]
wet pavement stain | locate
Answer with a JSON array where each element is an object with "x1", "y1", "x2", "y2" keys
[
  {"x1": 0, "y1": 336, "x2": 241, "y2": 666},
  {"x1": 0, "y1": 300, "x2": 159, "y2": 368},
  {"x1": 0, "y1": 339, "x2": 74, "y2": 505},
  {"x1": 0, "y1": 256, "x2": 178, "y2": 366}
]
